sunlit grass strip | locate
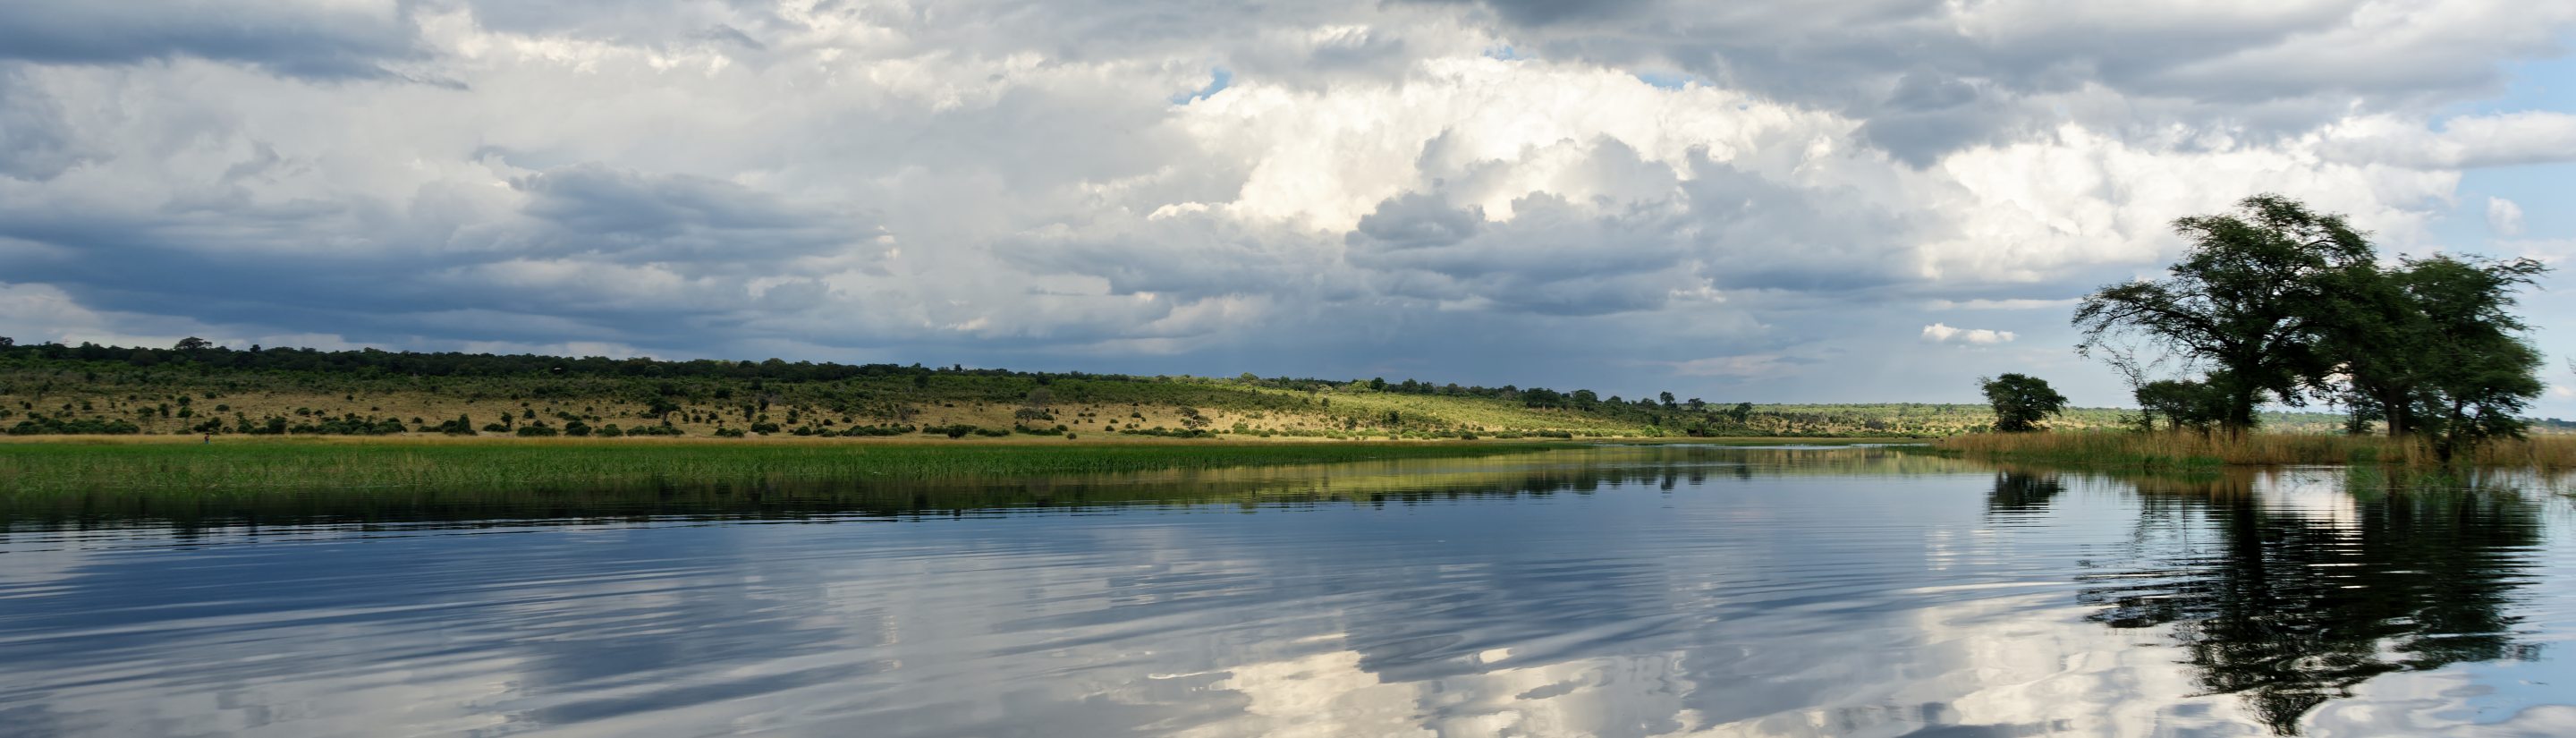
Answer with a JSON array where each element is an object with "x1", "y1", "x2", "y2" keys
[
  {"x1": 1929, "y1": 430, "x2": 2576, "y2": 470},
  {"x1": 0, "y1": 438, "x2": 1581, "y2": 496}
]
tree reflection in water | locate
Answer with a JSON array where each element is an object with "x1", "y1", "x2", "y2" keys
[
  {"x1": 1985, "y1": 471, "x2": 2066, "y2": 518},
  {"x1": 2072, "y1": 470, "x2": 2546, "y2": 734}
]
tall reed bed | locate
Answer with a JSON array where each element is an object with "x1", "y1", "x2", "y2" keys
[
  {"x1": 0, "y1": 438, "x2": 1568, "y2": 496},
  {"x1": 1932, "y1": 430, "x2": 2576, "y2": 470}
]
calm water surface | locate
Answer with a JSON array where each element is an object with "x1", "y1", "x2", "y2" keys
[{"x1": 4, "y1": 445, "x2": 2574, "y2": 737}]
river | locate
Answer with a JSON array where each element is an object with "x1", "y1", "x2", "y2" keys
[{"x1": 3, "y1": 445, "x2": 2572, "y2": 736}]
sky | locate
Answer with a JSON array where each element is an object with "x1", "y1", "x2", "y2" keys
[{"x1": 2, "y1": 1, "x2": 2574, "y2": 412}]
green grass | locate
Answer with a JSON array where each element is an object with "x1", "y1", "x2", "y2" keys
[
  {"x1": 4, "y1": 352, "x2": 2376, "y2": 441},
  {"x1": 0, "y1": 438, "x2": 1589, "y2": 496}
]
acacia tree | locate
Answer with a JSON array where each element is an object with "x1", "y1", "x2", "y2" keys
[
  {"x1": 2310, "y1": 255, "x2": 2538, "y2": 437},
  {"x1": 2075, "y1": 194, "x2": 2373, "y2": 432},
  {"x1": 2390, "y1": 256, "x2": 2546, "y2": 461},
  {"x1": 1979, "y1": 374, "x2": 2069, "y2": 433}
]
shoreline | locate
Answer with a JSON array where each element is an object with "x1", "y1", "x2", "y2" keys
[{"x1": 0, "y1": 437, "x2": 1893, "y2": 496}]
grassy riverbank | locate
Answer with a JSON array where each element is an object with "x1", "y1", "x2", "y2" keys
[
  {"x1": 0, "y1": 437, "x2": 1611, "y2": 496},
  {"x1": 1931, "y1": 430, "x2": 2576, "y2": 471}
]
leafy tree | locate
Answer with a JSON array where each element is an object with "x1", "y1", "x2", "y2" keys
[
  {"x1": 2076, "y1": 194, "x2": 2372, "y2": 431},
  {"x1": 2314, "y1": 255, "x2": 2546, "y2": 454},
  {"x1": 2399, "y1": 257, "x2": 2547, "y2": 462},
  {"x1": 1979, "y1": 374, "x2": 2069, "y2": 433},
  {"x1": 1658, "y1": 391, "x2": 1676, "y2": 409}
]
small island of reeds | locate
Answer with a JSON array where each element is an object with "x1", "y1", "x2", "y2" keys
[{"x1": 1931, "y1": 430, "x2": 2576, "y2": 472}]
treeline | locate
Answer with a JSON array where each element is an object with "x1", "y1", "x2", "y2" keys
[
  {"x1": 0, "y1": 337, "x2": 1123, "y2": 384},
  {"x1": 0, "y1": 337, "x2": 1721, "y2": 414},
  {"x1": 1267, "y1": 375, "x2": 1748, "y2": 415}
]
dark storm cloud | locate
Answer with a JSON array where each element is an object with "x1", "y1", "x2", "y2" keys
[
  {"x1": 0, "y1": 72, "x2": 88, "y2": 181},
  {"x1": 1339, "y1": 151, "x2": 1915, "y2": 316},
  {"x1": 1398, "y1": 0, "x2": 1663, "y2": 26},
  {"x1": 1450, "y1": 0, "x2": 2563, "y2": 160},
  {"x1": 0, "y1": 158, "x2": 879, "y2": 352},
  {"x1": 1351, "y1": 192, "x2": 1484, "y2": 250},
  {"x1": 0, "y1": 3, "x2": 424, "y2": 79},
  {"x1": 1857, "y1": 72, "x2": 2023, "y2": 167},
  {"x1": 513, "y1": 164, "x2": 876, "y2": 262}
]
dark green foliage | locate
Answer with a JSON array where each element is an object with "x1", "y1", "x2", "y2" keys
[
  {"x1": 1979, "y1": 374, "x2": 2069, "y2": 433},
  {"x1": 9, "y1": 415, "x2": 142, "y2": 435},
  {"x1": 1121, "y1": 427, "x2": 1215, "y2": 438},
  {"x1": 2317, "y1": 255, "x2": 2546, "y2": 460},
  {"x1": 836, "y1": 424, "x2": 916, "y2": 437},
  {"x1": 2135, "y1": 378, "x2": 2231, "y2": 433}
]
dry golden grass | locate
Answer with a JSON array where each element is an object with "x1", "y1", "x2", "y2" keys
[{"x1": 1934, "y1": 430, "x2": 2576, "y2": 469}]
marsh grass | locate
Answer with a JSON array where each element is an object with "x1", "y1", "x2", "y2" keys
[
  {"x1": 1931, "y1": 430, "x2": 2576, "y2": 471},
  {"x1": 0, "y1": 437, "x2": 1579, "y2": 496}
]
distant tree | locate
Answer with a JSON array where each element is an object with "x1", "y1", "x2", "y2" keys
[
  {"x1": 0, "y1": 336, "x2": 13, "y2": 348},
  {"x1": 1658, "y1": 392, "x2": 1676, "y2": 409},
  {"x1": 1177, "y1": 406, "x2": 1211, "y2": 430},
  {"x1": 174, "y1": 336, "x2": 214, "y2": 352},
  {"x1": 1729, "y1": 403, "x2": 1753, "y2": 422},
  {"x1": 2076, "y1": 194, "x2": 2372, "y2": 432},
  {"x1": 1521, "y1": 388, "x2": 1567, "y2": 408},
  {"x1": 1686, "y1": 398, "x2": 1705, "y2": 412},
  {"x1": 2134, "y1": 378, "x2": 2229, "y2": 433},
  {"x1": 1571, "y1": 389, "x2": 1599, "y2": 410},
  {"x1": 646, "y1": 397, "x2": 682, "y2": 420},
  {"x1": 1979, "y1": 374, "x2": 2070, "y2": 433}
]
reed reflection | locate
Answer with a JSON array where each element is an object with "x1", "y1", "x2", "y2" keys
[{"x1": 0, "y1": 445, "x2": 1976, "y2": 536}]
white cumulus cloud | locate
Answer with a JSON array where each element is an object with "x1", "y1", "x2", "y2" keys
[
  {"x1": 2488, "y1": 196, "x2": 2526, "y2": 237},
  {"x1": 1923, "y1": 323, "x2": 2018, "y2": 345}
]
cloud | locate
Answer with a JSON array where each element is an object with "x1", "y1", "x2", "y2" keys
[
  {"x1": 2487, "y1": 196, "x2": 2526, "y2": 237},
  {"x1": 1926, "y1": 298, "x2": 2079, "y2": 310},
  {"x1": 0, "y1": 2, "x2": 425, "y2": 80},
  {"x1": 0, "y1": 0, "x2": 2571, "y2": 408},
  {"x1": 1923, "y1": 323, "x2": 2017, "y2": 344},
  {"x1": 2322, "y1": 112, "x2": 2576, "y2": 170},
  {"x1": 1668, "y1": 352, "x2": 1815, "y2": 380}
]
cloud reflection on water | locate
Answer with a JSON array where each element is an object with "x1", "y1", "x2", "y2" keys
[{"x1": 0, "y1": 446, "x2": 2570, "y2": 737}]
